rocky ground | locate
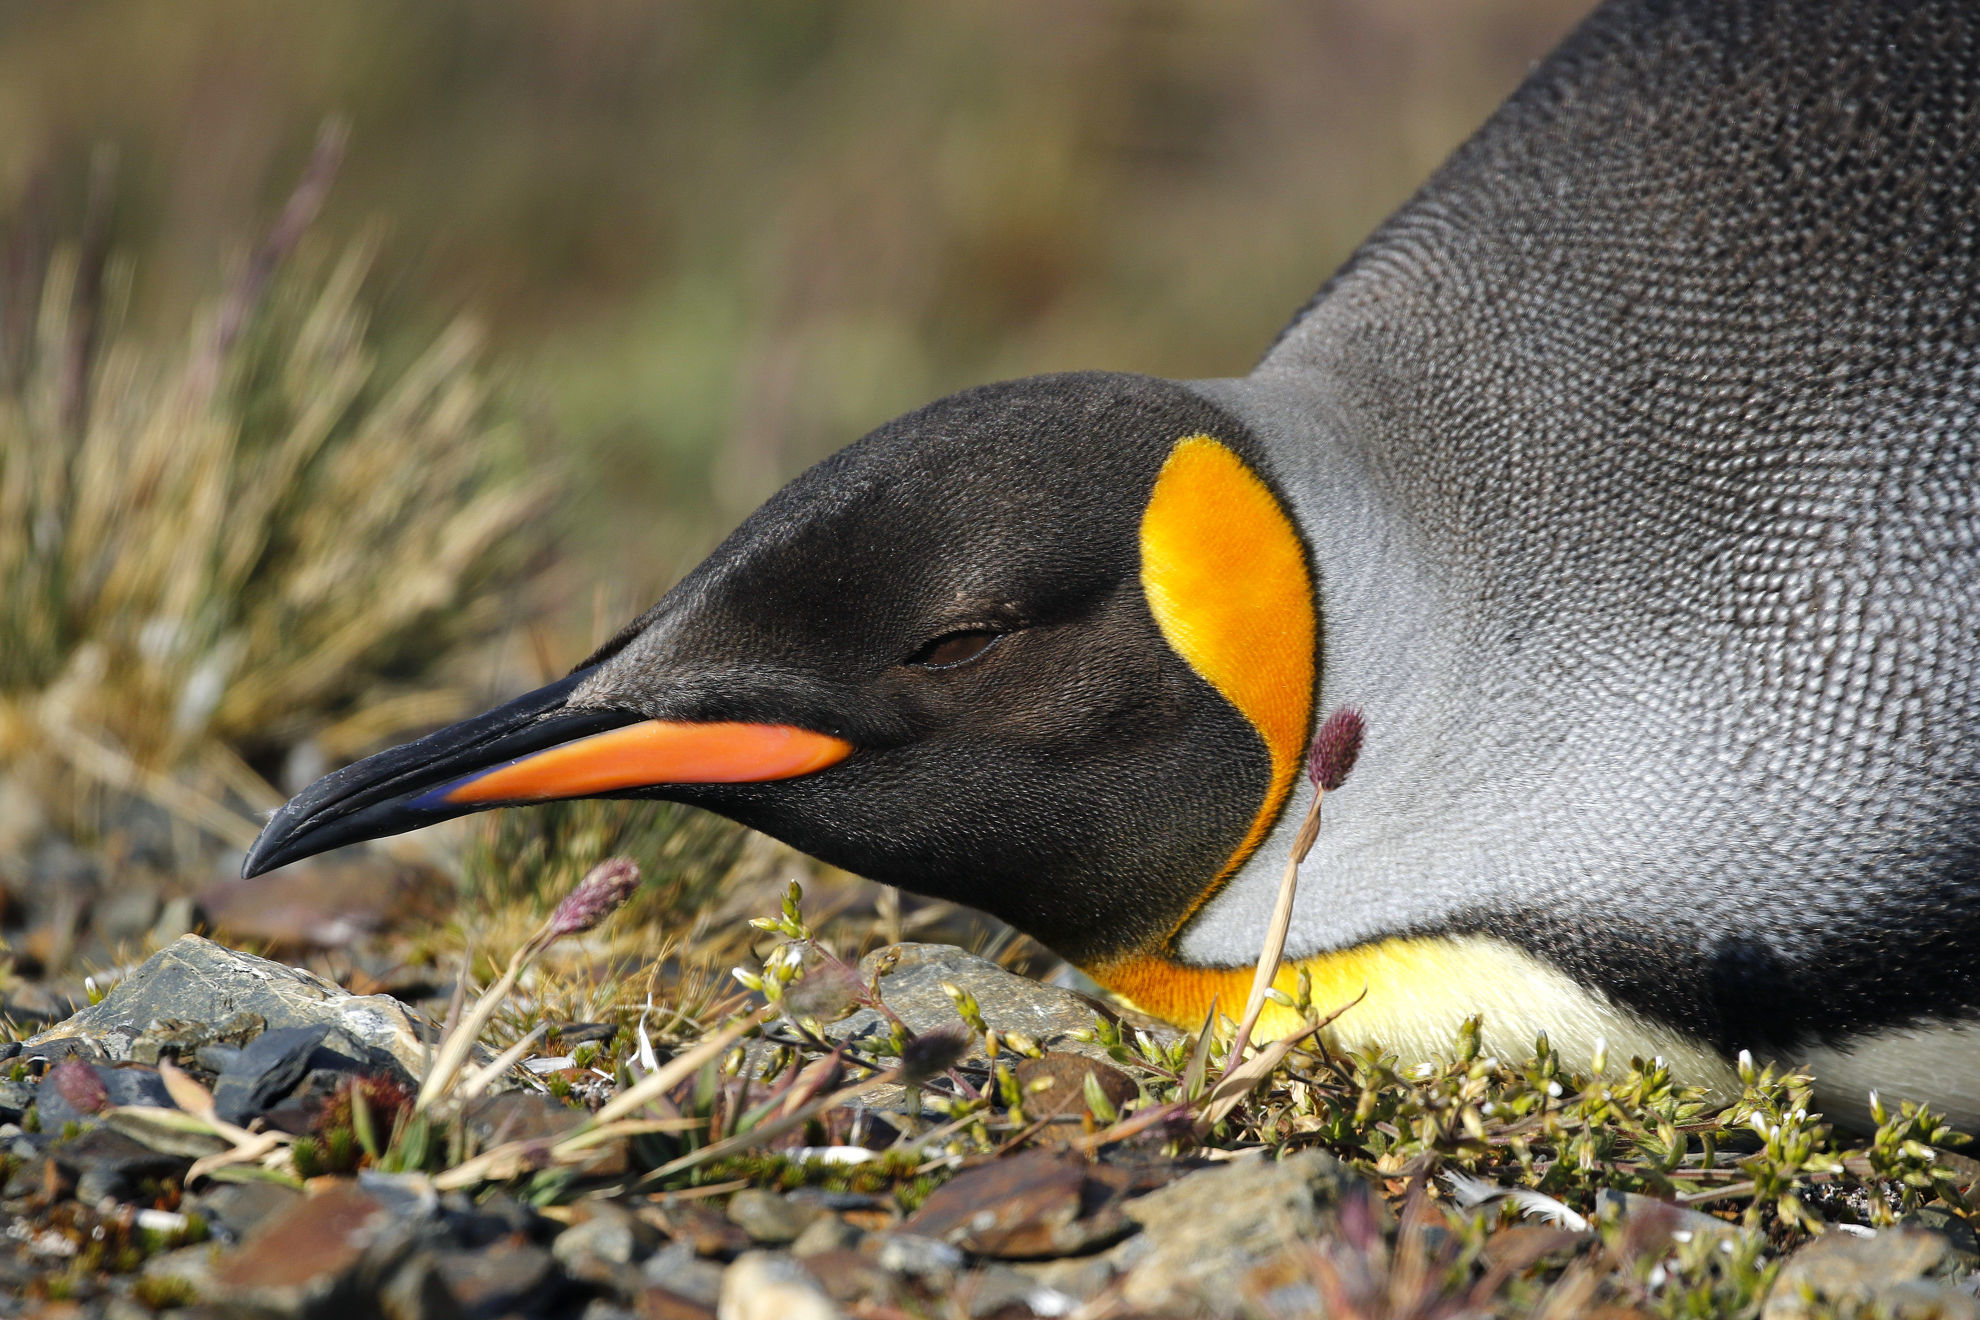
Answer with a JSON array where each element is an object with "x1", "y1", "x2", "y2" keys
[{"x1": 1, "y1": 849, "x2": 1978, "y2": 1318}]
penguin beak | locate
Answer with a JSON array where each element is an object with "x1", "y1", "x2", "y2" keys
[{"x1": 241, "y1": 669, "x2": 853, "y2": 877}]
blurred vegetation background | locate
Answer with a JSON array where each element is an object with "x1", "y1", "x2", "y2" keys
[{"x1": 0, "y1": 0, "x2": 1584, "y2": 972}]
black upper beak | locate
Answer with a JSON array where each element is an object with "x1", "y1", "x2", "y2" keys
[{"x1": 241, "y1": 670, "x2": 639, "y2": 877}]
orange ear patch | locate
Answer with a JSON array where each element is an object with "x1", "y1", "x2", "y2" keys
[{"x1": 1138, "y1": 435, "x2": 1316, "y2": 877}]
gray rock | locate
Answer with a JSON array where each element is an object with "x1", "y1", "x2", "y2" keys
[
  {"x1": 953, "y1": 1264, "x2": 1079, "y2": 1319},
  {"x1": 142, "y1": 1242, "x2": 223, "y2": 1295},
  {"x1": 435, "y1": 1237, "x2": 562, "y2": 1316},
  {"x1": 25, "y1": 934, "x2": 475, "y2": 1079},
  {"x1": 51, "y1": 1125, "x2": 194, "y2": 1204},
  {"x1": 189, "y1": 1179, "x2": 305, "y2": 1243},
  {"x1": 204, "y1": 1181, "x2": 435, "y2": 1316},
  {"x1": 1111, "y1": 1149, "x2": 1377, "y2": 1317},
  {"x1": 789, "y1": 1216, "x2": 862, "y2": 1259},
  {"x1": 820, "y1": 943, "x2": 1176, "y2": 1074},
  {"x1": 720, "y1": 1251, "x2": 841, "y2": 1320},
  {"x1": 359, "y1": 1170, "x2": 442, "y2": 1221},
  {"x1": 212, "y1": 1023, "x2": 332, "y2": 1124},
  {"x1": 0, "y1": 1077, "x2": 35, "y2": 1121},
  {"x1": 128, "y1": 1010, "x2": 266, "y2": 1068},
  {"x1": 645, "y1": 1240, "x2": 727, "y2": 1305},
  {"x1": 36, "y1": 1062, "x2": 173, "y2": 1130},
  {"x1": 1906, "y1": 1205, "x2": 1980, "y2": 1272},
  {"x1": 378, "y1": 1249, "x2": 467, "y2": 1320},
  {"x1": 555, "y1": 1202, "x2": 660, "y2": 1299},
  {"x1": 1013, "y1": 1252, "x2": 1119, "y2": 1303},
  {"x1": 1763, "y1": 1229, "x2": 1979, "y2": 1320},
  {"x1": 554, "y1": 1202, "x2": 659, "y2": 1268},
  {"x1": 727, "y1": 1188, "x2": 823, "y2": 1245},
  {"x1": 440, "y1": 1189, "x2": 551, "y2": 1248},
  {"x1": 872, "y1": 1232, "x2": 964, "y2": 1281}
]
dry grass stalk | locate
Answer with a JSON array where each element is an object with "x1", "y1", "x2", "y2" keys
[
  {"x1": 0, "y1": 126, "x2": 547, "y2": 854},
  {"x1": 1226, "y1": 707, "x2": 1366, "y2": 1068}
]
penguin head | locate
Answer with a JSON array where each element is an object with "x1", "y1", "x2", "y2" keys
[{"x1": 245, "y1": 371, "x2": 1316, "y2": 966}]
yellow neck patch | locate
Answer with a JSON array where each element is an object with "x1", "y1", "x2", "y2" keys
[
  {"x1": 1136, "y1": 435, "x2": 1316, "y2": 881},
  {"x1": 1101, "y1": 936, "x2": 1738, "y2": 1097}
]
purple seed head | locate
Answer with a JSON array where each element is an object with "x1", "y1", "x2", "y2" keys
[
  {"x1": 48, "y1": 1058, "x2": 110, "y2": 1115},
  {"x1": 549, "y1": 857, "x2": 641, "y2": 937},
  {"x1": 899, "y1": 1023, "x2": 972, "y2": 1085},
  {"x1": 1308, "y1": 707, "x2": 1365, "y2": 792}
]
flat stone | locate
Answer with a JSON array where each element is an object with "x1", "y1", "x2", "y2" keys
[
  {"x1": 727, "y1": 1188, "x2": 823, "y2": 1245},
  {"x1": 642, "y1": 1240, "x2": 726, "y2": 1305},
  {"x1": 51, "y1": 1125, "x2": 194, "y2": 1203},
  {"x1": 189, "y1": 1179, "x2": 306, "y2": 1243},
  {"x1": 1011, "y1": 1053, "x2": 1138, "y2": 1122},
  {"x1": 142, "y1": 1242, "x2": 223, "y2": 1295},
  {"x1": 789, "y1": 1216, "x2": 862, "y2": 1259},
  {"x1": 0, "y1": 1078, "x2": 33, "y2": 1121},
  {"x1": 36, "y1": 1062, "x2": 173, "y2": 1130},
  {"x1": 434, "y1": 1237, "x2": 562, "y2": 1316},
  {"x1": 556, "y1": 1202, "x2": 662, "y2": 1299},
  {"x1": 206, "y1": 1181, "x2": 409, "y2": 1313},
  {"x1": 870, "y1": 1232, "x2": 964, "y2": 1282},
  {"x1": 1012, "y1": 1252, "x2": 1119, "y2": 1302},
  {"x1": 903, "y1": 1151, "x2": 1082, "y2": 1257},
  {"x1": 824, "y1": 944, "x2": 1176, "y2": 1071},
  {"x1": 1111, "y1": 1149, "x2": 1376, "y2": 1317},
  {"x1": 461, "y1": 1088, "x2": 589, "y2": 1148},
  {"x1": 952, "y1": 1264, "x2": 1079, "y2": 1319},
  {"x1": 212, "y1": 1023, "x2": 333, "y2": 1125},
  {"x1": 786, "y1": 1248, "x2": 894, "y2": 1307},
  {"x1": 1764, "y1": 1229, "x2": 1978, "y2": 1320},
  {"x1": 721, "y1": 1251, "x2": 842, "y2": 1320},
  {"x1": 24, "y1": 934, "x2": 473, "y2": 1080},
  {"x1": 128, "y1": 1011, "x2": 267, "y2": 1068},
  {"x1": 902, "y1": 1149, "x2": 1138, "y2": 1258},
  {"x1": 377, "y1": 1249, "x2": 466, "y2": 1320},
  {"x1": 440, "y1": 1189, "x2": 552, "y2": 1248},
  {"x1": 648, "y1": 1201, "x2": 752, "y2": 1258},
  {"x1": 637, "y1": 1283, "x2": 718, "y2": 1320}
]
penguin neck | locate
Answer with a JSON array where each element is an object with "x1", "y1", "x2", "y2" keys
[{"x1": 1182, "y1": 367, "x2": 1474, "y2": 913}]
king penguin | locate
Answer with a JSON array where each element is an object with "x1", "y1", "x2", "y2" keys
[{"x1": 243, "y1": 0, "x2": 1980, "y2": 1128}]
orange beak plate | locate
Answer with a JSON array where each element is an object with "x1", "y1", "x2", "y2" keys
[{"x1": 434, "y1": 720, "x2": 854, "y2": 806}]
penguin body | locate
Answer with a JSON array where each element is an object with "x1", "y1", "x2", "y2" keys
[{"x1": 246, "y1": 0, "x2": 1980, "y2": 1126}]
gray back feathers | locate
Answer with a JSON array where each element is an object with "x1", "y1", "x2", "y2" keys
[{"x1": 1245, "y1": 0, "x2": 1980, "y2": 1052}]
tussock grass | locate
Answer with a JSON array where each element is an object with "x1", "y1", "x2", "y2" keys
[{"x1": 0, "y1": 131, "x2": 547, "y2": 857}]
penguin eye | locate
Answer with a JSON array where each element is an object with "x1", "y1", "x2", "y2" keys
[{"x1": 908, "y1": 628, "x2": 1003, "y2": 669}]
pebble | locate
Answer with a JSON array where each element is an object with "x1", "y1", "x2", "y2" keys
[
  {"x1": 823, "y1": 943, "x2": 1179, "y2": 1074},
  {"x1": 35, "y1": 1062, "x2": 172, "y2": 1130},
  {"x1": 644, "y1": 1240, "x2": 727, "y2": 1305},
  {"x1": 1110, "y1": 1149, "x2": 1376, "y2": 1317},
  {"x1": 24, "y1": 934, "x2": 469, "y2": 1080},
  {"x1": 726, "y1": 1187, "x2": 823, "y2": 1244},
  {"x1": 872, "y1": 1232, "x2": 964, "y2": 1281},
  {"x1": 211, "y1": 1022, "x2": 333, "y2": 1124},
  {"x1": 789, "y1": 1215, "x2": 862, "y2": 1258},
  {"x1": 1763, "y1": 1229, "x2": 1980, "y2": 1320},
  {"x1": 190, "y1": 1179, "x2": 305, "y2": 1243},
  {"x1": 554, "y1": 1201, "x2": 660, "y2": 1299},
  {"x1": 719, "y1": 1251, "x2": 841, "y2": 1320},
  {"x1": 52, "y1": 1125, "x2": 194, "y2": 1204},
  {"x1": 433, "y1": 1236, "x2": 562, "y2": 1315}
]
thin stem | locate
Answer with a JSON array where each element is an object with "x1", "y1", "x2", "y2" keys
[{"x1": 1227, "y1": 789, "x2": 1325, "y2": 1067}]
